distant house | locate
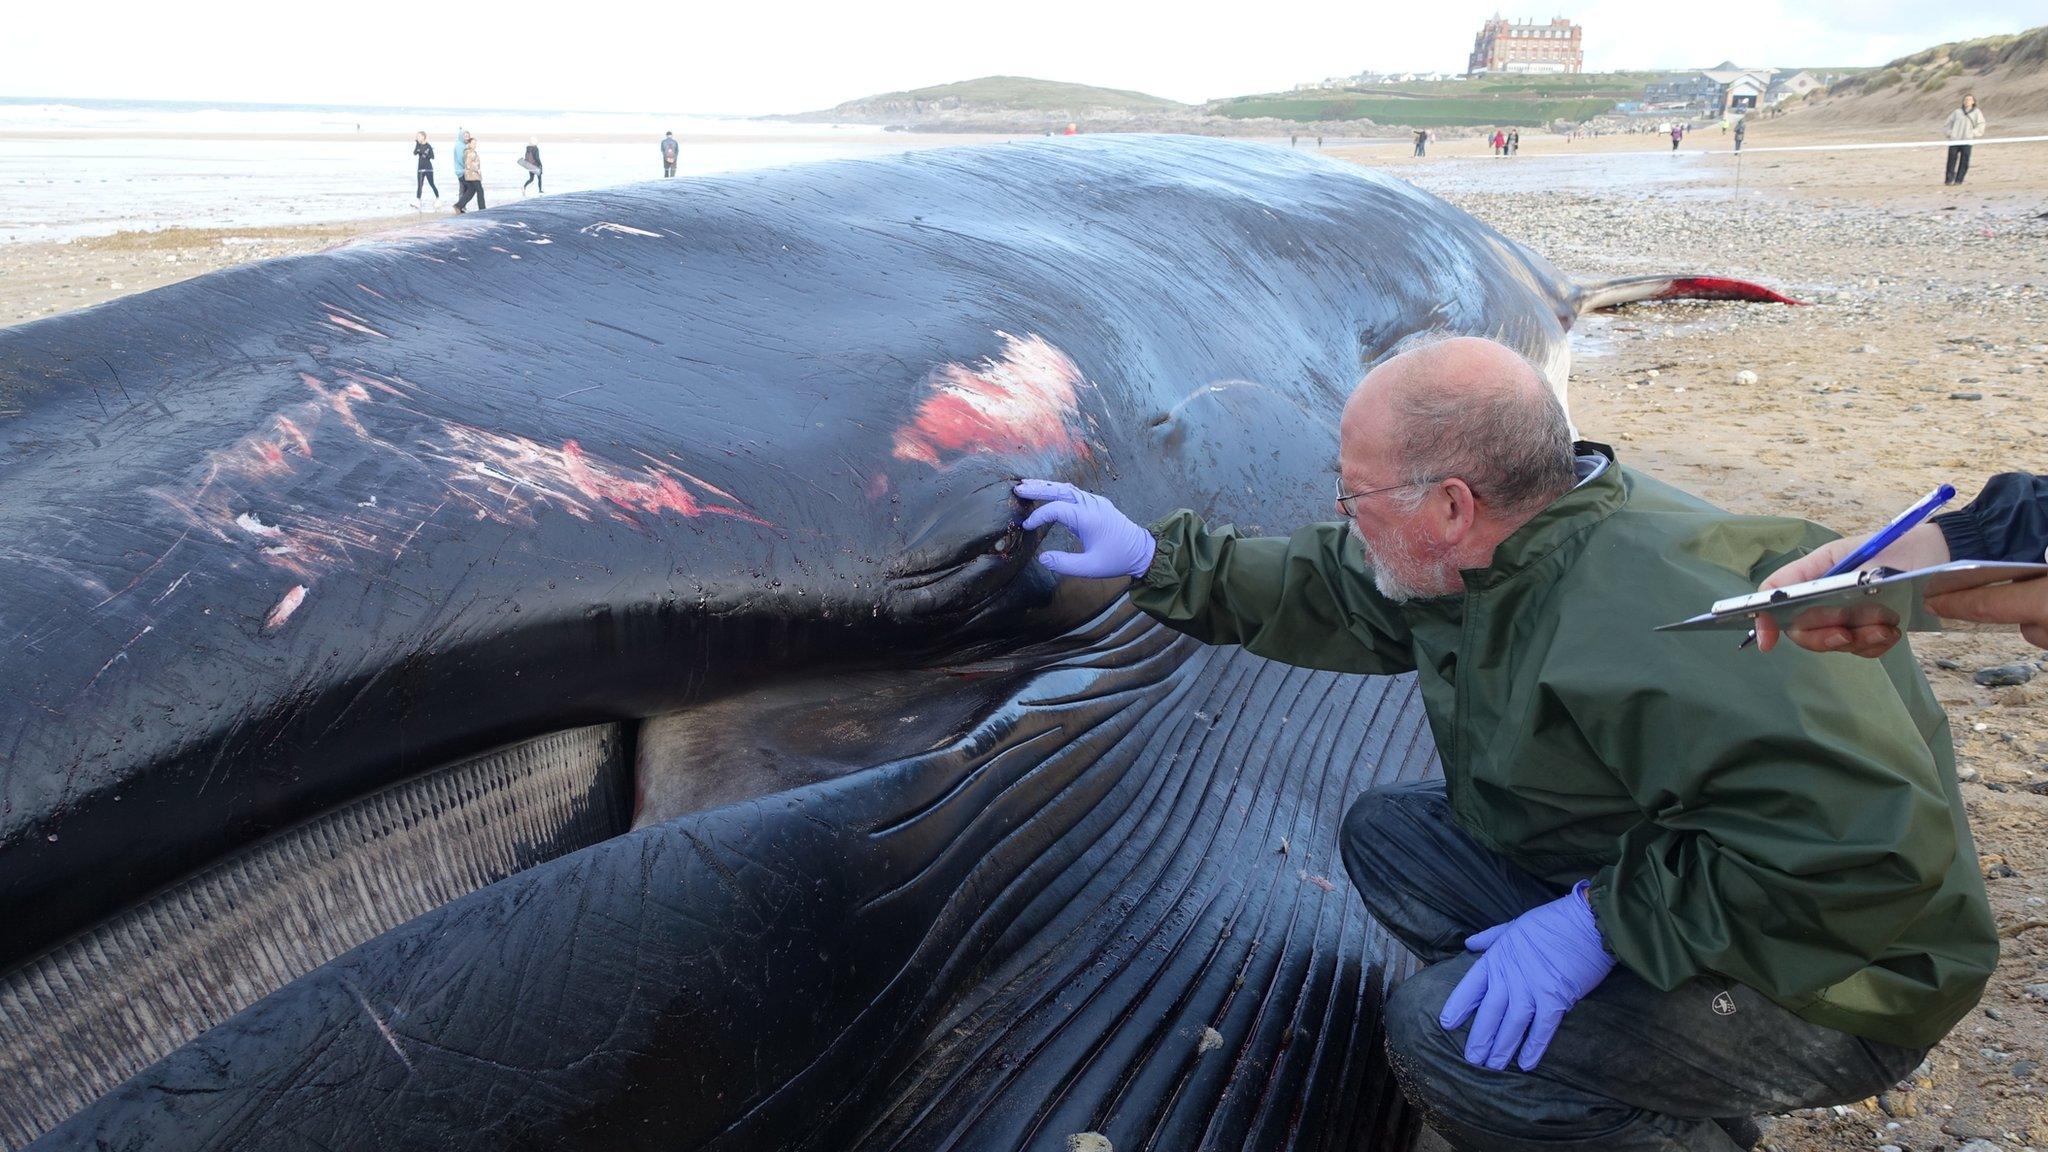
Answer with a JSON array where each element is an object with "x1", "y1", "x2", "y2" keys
[
  {"x1": 1467, "y1": 15, "x2": 1585, "y2": 75},
  {"x1": 1766, "y1": 70, "x2": 1825, "y2": 103},
  {"x1": 1645, "y1": 63, "x2": 1805, "y2": 116},
  {"x1": 1642, "y1": 71, "x2": 1722, "y2": 107},
  {"x1": 1714, "y1": 70, "x2": 1772, "y2": 112}
]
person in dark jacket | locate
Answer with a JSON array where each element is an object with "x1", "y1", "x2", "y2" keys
[
  {"x1": 413, "y1": 132, "x2": 439, "y2": 203},
  {"x1": 1507, "y1": 128, "x2": 1519, "y2": 154},
  {"x1": 1760, "y1": 472, "x2": 2048, "y2": 653},
  {"x1": 1733, "y1": 116, "x2": 1747, "y2": 152},
  {"x1": 521, "y1": 139, "x2": 543, "y2": 195},
  {"x1": 661, "y1": 131, "x2": 679, "y2": 177},
  {"x1": 1413, "y1": 128, "x2": 1428, "y2": 157},
  {"x1": 1012, "y1": 335, "x2": 1992, "y2": 1151}
]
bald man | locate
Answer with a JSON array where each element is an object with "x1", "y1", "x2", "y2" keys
[{"x1": 1014, "y1": 336, "x2": 1992, "y2": 1151}]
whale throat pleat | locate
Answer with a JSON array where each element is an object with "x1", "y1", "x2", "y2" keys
[{"x1": 0, "y1": 723, "x2": 631, "y2": 1151}]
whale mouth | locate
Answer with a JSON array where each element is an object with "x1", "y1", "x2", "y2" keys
[
  {"x1": 0, "y1": 725, "x2": 634, "y2": 1148},
  {"x1": 0, "y1": 483, "x2": 1065, "y2": 1149}
]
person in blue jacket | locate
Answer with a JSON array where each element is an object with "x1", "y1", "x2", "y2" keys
[
  {"x1": 1760, "y1": 472, "x2": 2048, "y2": 653},
  {"x1": 453, "y1": 128, "x2": 468, "y2": 194}
]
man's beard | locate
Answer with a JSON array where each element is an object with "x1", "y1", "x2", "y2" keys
[{"x1": 1350, "y1": 521, "x2": 1455, "y2": 603}]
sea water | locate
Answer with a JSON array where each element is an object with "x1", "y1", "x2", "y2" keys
[{"x1": 0, "y1": 98, "x2": 987, "y2": 242}]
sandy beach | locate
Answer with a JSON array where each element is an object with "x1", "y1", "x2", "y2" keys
[{"x1": 3, "y1": 124, "x2": 2047, "y2": 1149}]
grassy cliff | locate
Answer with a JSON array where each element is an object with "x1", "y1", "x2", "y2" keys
[
  {"x1": 812, "y1": 76, "x2": 1190, "y2": 119},
  {"x1": 1788, "y1": 25, "x2": 2048, "y2": 130}
]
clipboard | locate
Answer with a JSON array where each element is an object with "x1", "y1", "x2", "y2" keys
[{"x1": 1658, "y1": 561, "x2": 2048, "y2": 634}]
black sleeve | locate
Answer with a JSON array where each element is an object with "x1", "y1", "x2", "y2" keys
[{"x1": 1933, "y1": 472, "x2": 2048, "y2": 563}]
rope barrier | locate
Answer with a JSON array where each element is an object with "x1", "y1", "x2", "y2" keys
[
  {"x1": 1707, "y1": 134, "x2": 2048, "y2": 155},
  {"x1": 1401, "y1": 134, "x2": 2048, "y2": 159}
]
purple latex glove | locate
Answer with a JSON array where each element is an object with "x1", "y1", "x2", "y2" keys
[
  {"x1": 1014, "y1": 479, "x2": 1156, "y2": 579},
  {"x1": 1438, "y1": 880, "x2": 1615, "y2": 1072}
]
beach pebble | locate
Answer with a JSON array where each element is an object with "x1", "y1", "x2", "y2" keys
[
  {"x1": 1645, "y1": 369, "x2": 1659, "y2": 378},
  {"x1": 1949, "y1": 391, "x2": 1984, "y2": 401},
  {"x1": 1974, "y1": 664, "x2": 2035, "y2": 688},
  {"x1": 1959, "y1": 765, "x2": 1981, "y2": 782},
  {"x1": 1734, "y1": 369, "x2": 1758, "y2": 385},
  {"x1": 2022, "y1": 983, "x2": 2048, "y2": 1002},
  {"x1": 1854, "y1": 343, "x2": 1879, "y2": 353},
  {"x1": 1955, "y1": 1141, "x2": 2002, "y2": 1152}
]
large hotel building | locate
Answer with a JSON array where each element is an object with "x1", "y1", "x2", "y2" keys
[{"x1": 1467, "y1": 16, "x2": 1584, "y2": 75}]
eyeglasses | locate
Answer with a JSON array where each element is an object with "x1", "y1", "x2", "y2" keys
[{"x1": 1335, "y1": 474, "x2": 1445, "y2": 519}]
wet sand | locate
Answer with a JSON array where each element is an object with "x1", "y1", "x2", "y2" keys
[{"x1": 4, "y1": 126, "x2": 2048, "y2": 1150}]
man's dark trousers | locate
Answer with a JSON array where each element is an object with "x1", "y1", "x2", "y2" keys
[
  {"x1": 1341, "y1": 781, "x2": 1924, "y2": 1152},
  {"x1": 1946, "y1": 144, "x2": 1973, "y2": 184}
]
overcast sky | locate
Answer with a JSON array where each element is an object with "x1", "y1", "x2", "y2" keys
[{"x1": 3, "y1": 1, "x2": 2039, "y2": 115}]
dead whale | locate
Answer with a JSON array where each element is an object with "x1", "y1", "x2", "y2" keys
[{"x1": 0, "y1": 134, "x2": 1793, "y2": 1150}]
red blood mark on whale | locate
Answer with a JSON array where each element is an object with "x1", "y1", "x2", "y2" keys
[
  {"x1": 1655, "y1": 277, "x2": 1804, "y2": 306},
  {"x1": 563, "y1": 440, "x2": 704, "y2": 518},
  {"x1": 321, "y1": 304, "x2": 388, "y2": 339},
  {"x1": 892, "y1": 332, "x2": 1091, "y2": 468},
  {"x1": 265, "y1": 585, "x2": 308, "y2": 629}
]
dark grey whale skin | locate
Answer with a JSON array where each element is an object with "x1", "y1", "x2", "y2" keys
[{"x1": 2, "y1": 134, "x2": 1577, "y2": 1148}]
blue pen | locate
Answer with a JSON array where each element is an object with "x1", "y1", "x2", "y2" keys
[{"x1": 1740, "y1": 483, "x2": 1956, "y2": 649}]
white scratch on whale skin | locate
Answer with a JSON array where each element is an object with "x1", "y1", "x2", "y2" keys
[
  {"x1": 266, "y1": 585, "x2": 308, "y2": 630},
  {"x1": 235, "y1": 512, "x2": 284, "y2": 538},
  {"x1": 151, "y1": 572, "x2": 189, "y2": 605},
  {"x1": 86, "y1": 625, "x2": 155, "y2": 689},
  {"x1": 349, "y1": 986, "x2": 415, "y2": 1073},
  {"x1": 579, "y1": 221, "x2": 663, "y2": 239}
]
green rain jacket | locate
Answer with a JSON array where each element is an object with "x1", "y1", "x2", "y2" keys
[{"x1": 1129, "y1": 443, "x2": 1995, "y2": 1048}]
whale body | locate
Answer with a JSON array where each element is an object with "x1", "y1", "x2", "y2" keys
[{"x1": 0, "y1": 135, "x2": 1787, "y2": 1150}]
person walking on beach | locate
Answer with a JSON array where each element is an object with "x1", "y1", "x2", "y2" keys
[
  {"x1": 661, "y1": 131, "x2": 679, "y2": 177},
  {"x1": 1414, "y1": 128, "x2": 1428, "y2": 157},
  {"x1": 413, "y1": 131, "x2": 439, "y2": 204},
  {"x1": 1944, "y1": 94, "x2": 1986, "y2": 185},
  {"x1": 521, "y1": 139, "x2": 543, "y2": 195},
  {"x1": 1733, "y1": 116, "x2": 1746, "y2": 153},
  {"x1": 454, "y1": 127, "x2": 467, "y2": 190},
  {"x1": 1670, "y1": 123, "x2": 1683, "y2": 151},
  {"x1": 1508, "y1": 129, "x2": 1519, "y2": 155},
  {"x1": 455, "y1": 132, "x2": 485, "y2": 213},
  {"x1": 1491, "y1": 129, "x2": 1505, "y2": 156}
]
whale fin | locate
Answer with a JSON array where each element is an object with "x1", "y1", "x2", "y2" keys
[{"x1": 1573, "y1": 273, "x2": 1802, "y2": 315}]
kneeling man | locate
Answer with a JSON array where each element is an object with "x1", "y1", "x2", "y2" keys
[{"x1": 1015, "y1": 336, "x2": 1993, "y2": 1151}]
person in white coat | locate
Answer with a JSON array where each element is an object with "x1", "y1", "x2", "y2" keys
[{"x1": 1943, "y1": 94, "x2": 1986, "y2": 185}]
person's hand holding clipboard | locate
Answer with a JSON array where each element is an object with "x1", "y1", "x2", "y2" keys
[{"x1": 1747, "y1": 484, "x2": 2048, "y2": 655}]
